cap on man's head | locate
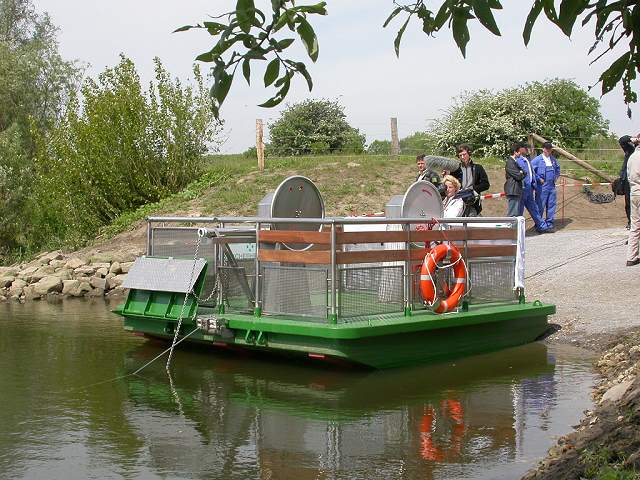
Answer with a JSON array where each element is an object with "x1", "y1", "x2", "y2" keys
[{"x1": 542, "y1": 142, "x2": 553, "y2": 150}]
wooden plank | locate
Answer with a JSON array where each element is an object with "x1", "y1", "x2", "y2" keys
[
  {"x1": 336, "y1": 244, "x2": 517, "y2": 264},
  {"x1": 409, "y1": 228, "x2": 516, "y2": 242},
  {"x1": 258, "y1": 249, "x2": 330, "y2": 264},
  {"x1": 259, "y1": 243, "x2": 516, "y2": 265},
  {"x1": 337, "y1": 231, "x2": 408, "y2": 244},
  {"x1": 337, "y1": 227, "x2": 516, "y2": 244},
  {"x1": 464, "y1": 244, "x2": 517, "y2": 258},
  {"x1": 259, "y1": 230, "x2": 330, "y2": 244},
  {"x1": 336, "y1": 249, "x2": 409, "y2": 264}
]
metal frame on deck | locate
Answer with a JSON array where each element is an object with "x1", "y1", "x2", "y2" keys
[{"x1": 145, "y1": 216, "x2": 523, "y2": 322}]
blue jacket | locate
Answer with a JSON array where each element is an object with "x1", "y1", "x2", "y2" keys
[
  {"x1": 531, "y1": 154, "x2": 560, "y2": 184},
  {"x1": 516, "y1": 155, "x2": 539, "y2": 190}
]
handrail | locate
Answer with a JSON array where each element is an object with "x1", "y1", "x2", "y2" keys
[{"x1": 147, "y1": 215, "x2": 519, "y2": 225}]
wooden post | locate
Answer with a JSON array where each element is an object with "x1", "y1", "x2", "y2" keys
[
  {"x1": 256, "y1": 119, "x2": 265, "y2": 171},
  {"x1": 530, "y1": 133, "x2": 614, "y2": 182},
  {"x1": 528, "y1": 134, "x2": 535, "y2": 159},
  {"x1": 561, "y1": 176, "x2": 566, "y2": 222},
  {"x1": 390, "y1": 117, "x2": 400, "y2": 156}
]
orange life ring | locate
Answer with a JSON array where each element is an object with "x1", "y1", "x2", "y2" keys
[
  {"x1": 419, "y1": 399, "x2": 465, "y2": 461},
  {"x1": 419, "y1": 243, "x2": 466, "y2": 313}
]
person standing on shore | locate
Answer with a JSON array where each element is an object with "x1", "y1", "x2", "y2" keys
[
  {"x1": 531, "y1": 142, "x2": 561, "y2": 229},
  {"x1": 450, "y1": 144, "x2": 490, "y2": 216},
  {"x1": 516, "y1": 144, "x2": 550, "y2": 233},
  {"x1": 416, "y1": 154, "x2": 442, "y2": 185},
  {"x1": 626, "y1": 145, "x2": 640, "y2": 266},
  {"x1": 504, "y1": 143, "x2": 526, "y2": 217},
  {"x1": 619, "y1": 135, "x2": 640, "y2": 230}
]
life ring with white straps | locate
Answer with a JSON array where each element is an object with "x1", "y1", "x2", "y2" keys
[{"x1": 419, "y1": 243, "x2": 466, "y2": 313}]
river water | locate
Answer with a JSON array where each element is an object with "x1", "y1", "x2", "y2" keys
[{"x1": 0, "y1": 299, "x2": 595, "y2": 480}]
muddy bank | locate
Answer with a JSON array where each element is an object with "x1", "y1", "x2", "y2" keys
[{"x1": 523, "y1": 330, "x2": 640, "y2": 479}]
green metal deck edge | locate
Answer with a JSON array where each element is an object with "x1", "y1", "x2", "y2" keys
[
  {"x1": 115, "y1": 300, "x2": 554, "y2": 340},
  {"x1": 216, "y1": 302, "x2": 553, "y2": 340}
]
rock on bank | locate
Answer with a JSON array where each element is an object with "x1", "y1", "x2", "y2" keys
[
  {"x1": 0, "y1": 249, "x2": 143, "y2": 302},
  {"x1": 523, "y1": 333, "x2": 640, "y2": 479}
]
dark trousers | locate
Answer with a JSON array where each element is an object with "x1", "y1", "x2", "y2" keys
[{"x1": 625, "y1": 179, "x2": 631, "y2": 224}]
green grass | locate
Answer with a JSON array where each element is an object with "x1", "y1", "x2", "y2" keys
[
  {"x1": 96, "y1": 145, "x2": 625, "y2": 245},
  {"x1": 580, "y1": 447, "x2": 638, "y2": 480}
]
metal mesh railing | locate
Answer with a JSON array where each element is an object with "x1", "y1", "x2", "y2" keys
[
  {"x1": 339, "y1": 265, "x2": 404, "y2": 320},
  {"x1": 261, "y1": 264, "x2": 328, "y2": 320},
  {"x1": 411, "y1": 257, "x2": 516, "y2": 310},
  {"x1": 467, "y1": 259, "x2": 517, "y2": 303},
  {"x1": 218, "y1": 265, "x2": 255, "y2": 312},
  {"x1": 150, "y1": 227, "x2": 217, "y2": 304}
]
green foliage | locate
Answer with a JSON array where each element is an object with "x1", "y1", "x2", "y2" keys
[
  {"x1": 268, "y1": 98, "x2": 365, "y2": 156},
  {"x1": 186, "y1": 1, "x2": 640, "y2": 115},
  {"x1": 367, "y1": 132, "x2": 439, "y2": 155},
  {"x1": 175, "y1": 0, "x2": 327, "y2": 116},
  {"x1": 431, "y1": 79, "x2": 609, "y2": 157},
  {"x1": 241, "y1": 146, "x2": 258, "y2": 158},
  {"x1": 400, "y1": 131, "x2": 439, "y2": 154},
  {"x1": 0, "y1": 0, "x2": 81, "y2": 259},
  {"x1": 367, "y1": 139, "x2": 392, "y2": 155},
  {"x1": 31, "y1": 55, "x2": 222, "y2": 250},
  {"x1": 580, "y1": 447, "x2": 638, "y2": 480},
  {"x1": 100, "y1": 169, "x2": 229, "y2": 239}
]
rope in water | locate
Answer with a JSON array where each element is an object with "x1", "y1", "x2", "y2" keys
[{"x1": 69, "y1": 326, "x2": 201, "y2": 392}]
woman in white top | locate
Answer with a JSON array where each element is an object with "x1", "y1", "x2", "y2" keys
[{"x1": 442, "y1": 175, "x2": 465, "y2": 218}]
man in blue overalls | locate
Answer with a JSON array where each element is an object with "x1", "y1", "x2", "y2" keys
[
  {"x1": 532, "y1": 142, "x2": 561, "y2": 229},
  {"x1": 517, "y1": 143, "x2": 549, "y2": 233}
]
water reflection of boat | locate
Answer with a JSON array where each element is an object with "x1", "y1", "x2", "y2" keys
[{"x1": 122, "y1": 342, "x2": 556, "y2": 479}]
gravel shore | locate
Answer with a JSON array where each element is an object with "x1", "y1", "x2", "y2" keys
[{"x1": 525, "y1": 226, "x2": 638, "y2": 345}]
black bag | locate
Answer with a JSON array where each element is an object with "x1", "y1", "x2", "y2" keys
[
  {"x1": 454, "y1": 188, "x2": 478, "y2": 205},
  {"x1": 612, "y1": 177, "x2": 626, "y2": 196}
]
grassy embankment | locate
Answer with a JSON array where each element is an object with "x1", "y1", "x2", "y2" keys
[
  {"x1": 100, "y1": 153, "x2": 425, "y2": 239},
  {"x1": 97, "y1": 137, "x2": 624, "y2": 243}
]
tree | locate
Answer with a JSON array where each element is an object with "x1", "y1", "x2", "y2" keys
[
  {"x1": 431, "y1": 79, "x2": 609, "y2": 157},
  {"x1": 31, "y1": 56, "x2": 222, "y2": 249},
  {"x1": 0, "y1": 0, "x2": 81, "y2": 258},
  {"x1": 268, "y1": 99, "x2": 365, "y2": 156},
  {"x1": 178, "y1": 1, "x2": 640, "y2": 117}
]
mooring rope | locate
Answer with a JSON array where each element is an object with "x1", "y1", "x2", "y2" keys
[{"x1": 65, "y1": 326, "x2": 201, "y2": 392}]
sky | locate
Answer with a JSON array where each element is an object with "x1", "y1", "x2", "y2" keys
[{"x1": 34, "y1": 0, "x2": 639, "y2": 154}]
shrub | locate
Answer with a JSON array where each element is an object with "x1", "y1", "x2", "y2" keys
[
  {"x1": 268, "y1": 98, "x2": 365, "y2": 156},
  {"x1": 431, "y1": 79, "x2": 609, "y2": 157},
  {"x1": 31, "y1": 55, "x2": 222, "y2": 248}
]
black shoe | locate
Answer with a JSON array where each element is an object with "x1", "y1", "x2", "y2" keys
[
  {"x1": 627, "y1": 259, "x2": 640, "y2": 267},
  {"x1": 627, "y1": 223, "x2": 631, "y2": 230}
]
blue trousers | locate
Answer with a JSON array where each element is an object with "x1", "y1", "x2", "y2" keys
[
  {"x1": 535, "y1": 182, "x2": 557, "y2": 227},
  {"x1": 519, "y1": 187, "x2": 547, "y2": 231}
]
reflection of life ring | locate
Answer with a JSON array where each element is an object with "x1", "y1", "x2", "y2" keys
[
  {"x1": 420, "y1": 399, "x2": 465, "y2": 461},
  {"x1": 419, "y1": 244, "x2": 466, "y2": 313}
]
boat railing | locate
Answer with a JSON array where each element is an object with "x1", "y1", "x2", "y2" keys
[{"x1": 145, "y1": 216, "x2": 525, "y2": 323}]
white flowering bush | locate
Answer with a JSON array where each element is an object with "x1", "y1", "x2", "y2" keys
[{"x1": 431, "y1": 79, "x2": 609, "y2": 157}]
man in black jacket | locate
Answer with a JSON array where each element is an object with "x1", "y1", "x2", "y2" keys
[
  {"x1": 619, "y1": 135, "x2": 639, "y2": 229},
  {"x1": 505, "y1": 142, "x2": 526, "y2": 217},
  {"x1": 450, "y1": 144, "x2": 490, "y2": 216}
]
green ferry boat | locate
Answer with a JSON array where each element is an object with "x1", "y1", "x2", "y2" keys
[{"x1": 114, "y1": 177, "x2": 554, "y2": 368}]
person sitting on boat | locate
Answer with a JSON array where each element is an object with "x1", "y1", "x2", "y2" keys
[{"x1": 442, "y1": 175, "x2": 465, "y2": 218}]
